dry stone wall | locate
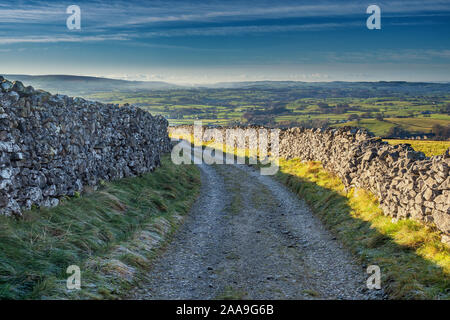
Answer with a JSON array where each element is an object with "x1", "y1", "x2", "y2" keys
[
  {"x1": 0, "y1": 77, "x2": 171, "y2": 216},
  {"x1": 279, "y1": 127, "x2": 449, "y2": 242},
  {"x1": 170, "y1": 125, "x2": 450, "y2": 242}
]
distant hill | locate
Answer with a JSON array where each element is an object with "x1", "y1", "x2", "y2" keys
[
  {"x1": 3, "y1": 75, "x2": 450, "y2": 97},
  {"x1": 3, "y1": 74, "x2": 181, "y2": 96}
]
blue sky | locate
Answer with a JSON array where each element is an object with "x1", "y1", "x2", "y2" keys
[{"x1": 0, "y1": 0, "x2": 449, "y2": 84}]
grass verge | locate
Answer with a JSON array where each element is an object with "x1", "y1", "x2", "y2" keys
[
  {"x1": 0, "y1": 155, "x2": 200, "y2": 299},
  {"x1": 275, "y1": 159, "x2": 449, "y2": 299}
]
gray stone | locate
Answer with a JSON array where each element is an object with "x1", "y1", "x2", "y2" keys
[
  {"x1": 0, "y1": 168, "x2": 13, "y2": 179},
  {"x1": 1, "y1": 80, "x2": 13, "y2": 92},
  {"x1": 441, "y1": 234, "x2": 450, "y2": 246},
  {"x1": 423, "y1": 188, "x2": 433, "y2": 201},
  {"x1": 12, "y1": 81, "x2": 25, "y2": 94}
]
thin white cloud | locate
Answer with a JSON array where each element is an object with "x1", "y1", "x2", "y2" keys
[
  {"x1": 135, "y1": 22, "x2": 362, "y2": 38},
  {"x1": 0, "y1": 0, "x2": 447, "y2": 49},
  {"x1": 0, "y1": 0, "x2": 449, "y2": 27},
  {"x1": 129, "y1": 42, "x2": 241, "y2": 52},
  {"x1": 325, "y1": 49, "x2": 450, "y2": 63},
  {"x1": 0, "y1": 34, "x2": 129, "y2": 45},
  {"x1": 97, "y1": 0, "x2": 450, "y2": 28}
]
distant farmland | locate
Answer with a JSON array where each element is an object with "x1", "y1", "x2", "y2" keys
[{"x1": 81, "y1": 84, "x2": 449, "y2": 139}]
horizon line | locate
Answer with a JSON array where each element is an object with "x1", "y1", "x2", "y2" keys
[{"x1": 3, "y1": 73, "x2": 450, "y2": 86}]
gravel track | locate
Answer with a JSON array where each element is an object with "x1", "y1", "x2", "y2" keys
[{"x1": 131, "y1": 150, "x2": 383, "y2": 300}]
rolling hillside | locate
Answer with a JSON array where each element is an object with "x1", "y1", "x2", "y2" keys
[{"x1": 3, "y1": 74, "x2": 180, "y2": 96}]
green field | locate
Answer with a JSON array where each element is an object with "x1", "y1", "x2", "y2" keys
[
  {"x1": 85, "y1": 88, "x2": 450, "y2": 139},
  {"x1": 334, "y1": 119, "x2": 397, "y2": 136},
  {"x1": 334, "y1": 117, "x2": 450, "y2": 137},
  {"x1": 384, "y1": 139, "x2": 450, "y2": 157}
]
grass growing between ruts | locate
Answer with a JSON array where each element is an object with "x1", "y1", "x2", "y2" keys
[
  {"x1": 0, "y1": 155, "x2": 200, "y2": 299},
  {"x1": 275, "y1": 159, "x2": 450, "y2": 299}
]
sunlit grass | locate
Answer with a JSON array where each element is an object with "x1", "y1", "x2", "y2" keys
[
  {"x1": 277, "y1": 159, "x2": 449, "y2": 299},
  {"x1": 384, "y1": 139, "x2": 450, "y2": 157}
]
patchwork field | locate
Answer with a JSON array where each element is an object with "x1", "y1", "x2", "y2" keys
[{"x1": 85, "y1": 86, "x2": 450, "y2": 139}]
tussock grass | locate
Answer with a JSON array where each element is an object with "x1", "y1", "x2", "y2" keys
[
  {"x1": 0, "y1": 156, "x2": 200, "y2": 299},
  {"x1": 276, "y1": 159, "x2": 450, "y2": 299}
]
